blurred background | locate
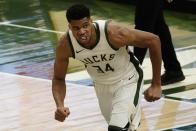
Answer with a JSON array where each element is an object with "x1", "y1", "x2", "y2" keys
[{"x1": 0, "y1": 0, "x2": 195, "y2": 79}]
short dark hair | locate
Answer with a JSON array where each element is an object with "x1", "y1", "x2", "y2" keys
[{"x1": 66, "y1": 4, "x2": 90, "y2": 22}]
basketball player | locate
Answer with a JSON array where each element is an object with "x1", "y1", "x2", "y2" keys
[{"x1": 52, "y1": 4, "x2": 162, "y2": 131}]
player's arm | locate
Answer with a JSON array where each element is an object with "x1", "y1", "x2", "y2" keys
[
  {"x1": 52, "y1": 34, "x2": 72, "y2": 122},
  {"x1": 107, "y1": 21, "x2": 162, "y2": 101}
]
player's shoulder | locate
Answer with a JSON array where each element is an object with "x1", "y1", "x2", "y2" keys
[
  {"x1": 58, "y1": 34, "x2": 68, "y2": 47},
  {"x1": 107, "y1": 20, "x2": 124, "y2": 34},
  {"x1": 56, "y1": 33, "x2": 72, "y2": 57},
  {"x1": 56, "y1": 32, "x2": 72, "y2": 52}
]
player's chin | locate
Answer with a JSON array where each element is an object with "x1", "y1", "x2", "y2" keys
[{"x1": 79, "y1": 40, "x2": 88, "y2": 45}]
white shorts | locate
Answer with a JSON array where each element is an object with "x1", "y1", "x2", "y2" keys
[{"x1": 94, "y1": 71, "x2": 143, "y2": 130}]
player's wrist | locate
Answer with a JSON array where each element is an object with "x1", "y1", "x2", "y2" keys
[{"x1": 151, "y1": 80, "x2": 161, "y2": 87}]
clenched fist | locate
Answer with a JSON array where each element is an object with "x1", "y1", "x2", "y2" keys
[
  {"x1": 144, "y1": 85, "x2": 162, "y2": 102},
  {"x1": 55, "y1": 107, "x2": 70, "y2": 122}
]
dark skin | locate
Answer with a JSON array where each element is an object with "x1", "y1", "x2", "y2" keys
[{"x1": 52, "y1": 17, "x2": 162, "y2": 122}]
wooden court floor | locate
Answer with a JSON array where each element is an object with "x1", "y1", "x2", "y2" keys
[{"x1": 0, "y1": 72, "x2": 195, "y2": 131}]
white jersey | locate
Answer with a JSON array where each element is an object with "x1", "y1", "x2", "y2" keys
[{"x1": 68, "y1": 20, "x2": 141, "y2": 84}]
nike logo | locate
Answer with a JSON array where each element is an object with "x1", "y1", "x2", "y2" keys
[
  {"x1": 128, "y1": 74, "x2": 135, "y2": 80},
  {"x1": 76, "y1": 49, "x2": 85, "y2": 53}
]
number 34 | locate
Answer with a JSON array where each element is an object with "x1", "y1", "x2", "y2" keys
[{"x1": 92, "y1": 63, "x2": 114, "y2": 73}]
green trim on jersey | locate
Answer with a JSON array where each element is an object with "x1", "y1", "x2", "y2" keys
[
  {"x1": 67, "y1": 32, "x2": 75, "y2": 58},
  {"x1": 129, "y1": 51, "x2": 143, "y2": 106}
]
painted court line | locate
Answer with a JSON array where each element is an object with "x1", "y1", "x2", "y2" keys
[
  {"x1": 0, "y1": 23, "x2": 64, "y2": 34},
  {"x1": 167, "y1": 89, "x2": 196, "y2": 100},
  {"x1": 0, "y1": 17, "x2": 40, "y2": 24}
]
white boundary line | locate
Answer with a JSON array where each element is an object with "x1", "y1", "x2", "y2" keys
[
  {"x1": 0, "y1": 23, "x2": 65, "y2": 34},
  {"x1": 0, "y1": 72, "x2": 93, "y2": 88},
  {"x1": 0, "y1": 71, "x2": 50, "y2": 82},
  {"x1": 0, "y1": 17, "x2": 40, "y2": 24},
  {"x1": 176, "y1": 45, "x2": 196, "y2": 51}
]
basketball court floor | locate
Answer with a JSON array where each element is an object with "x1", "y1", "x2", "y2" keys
[
  {"x1": 0, "y1": 68, "x2": 196, "y2": 131},
  {"x1": 0, "y1": 11, "x2": 196, "y2": 131}
]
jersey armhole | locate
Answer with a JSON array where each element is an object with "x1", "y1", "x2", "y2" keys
[{"x1": 66, "y1": 31, "x2": 75, "y2": 58}]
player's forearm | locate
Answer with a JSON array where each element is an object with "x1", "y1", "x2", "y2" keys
[
  {"x1": 149, "y1": 37, "x2": 162, "y2": 86},
  {"x1": 52, "y1": 79, "x2": 66, "y2": 107}
]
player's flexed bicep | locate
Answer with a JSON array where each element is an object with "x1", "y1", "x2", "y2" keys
[{"x1": 106, "y1": 20, "x2": 160, "y2": 49}]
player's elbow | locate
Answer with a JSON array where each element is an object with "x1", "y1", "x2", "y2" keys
[{"x1": 148, "y1": 34, "x2": 161, "y2": 49}]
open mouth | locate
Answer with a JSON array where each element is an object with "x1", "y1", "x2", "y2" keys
[
  {"x1": 79, "y1": 36, "x2": 88, "y2": 43},
  {"x1": 80, "y1": 36, "x2": 87, "y2": 40}
]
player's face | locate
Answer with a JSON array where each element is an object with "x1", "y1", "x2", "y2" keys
[{"x1": 69, "y1": 17, "x2": 93, "y2": 46}]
